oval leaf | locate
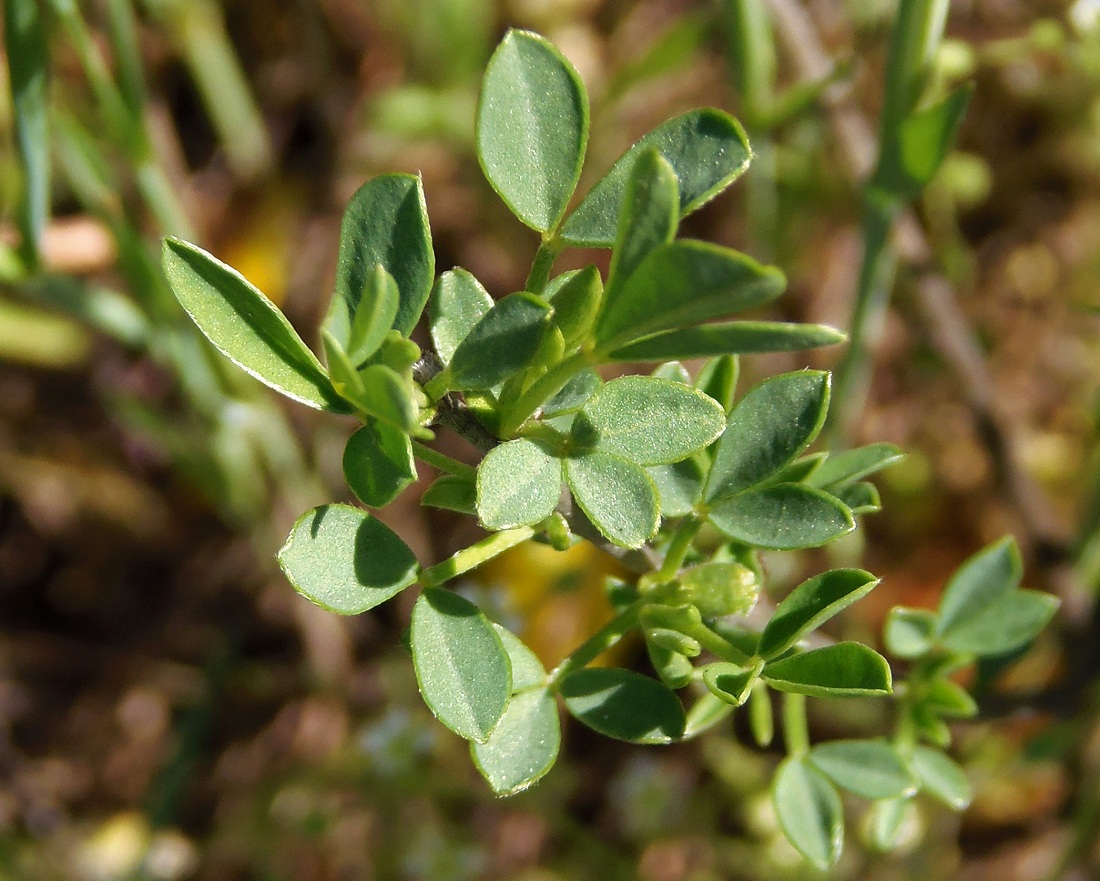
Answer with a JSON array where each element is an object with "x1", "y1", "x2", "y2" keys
[
  {"x1": 277, "y1": 504, "x2": 419, "y2": 615},
  {"x1": 421, "y1": 473, "x2": 477, "y2": 514},
  {"x1": 706, "y1": 371, "x2": 831, "y2": 504},
  {"x1": 647, "y1": 457, "x2": 706, "y2": 518},
  {"x1": 429, "y1": 268, "x2": 493, "y2": 365},
  {"x1": 411, "y1": 587, "x2": 512, "y2": 742},
  {"x1": 477, "y1": 29, "x2": 588, "y2": 232},
  {"x1": 449, "y1": 291, "x2": 552, "y2": 390},
  {"x1": 471, "y1": 686, "x2": 560, "y2": 796},
  {"x1": 758, "y1": 569, "x2": 880, "y2": 660},
  {"x1": 608, "y1": 321, "x2": 845, "y2": 362},
  {"x1": 359, "y1": 363, "x2": 419, "y2": 432},
  {"x1": 346, "y1": 264, "x2": 400, "y2": 364},
  {"x1": 773, "y1": 757, "x2": 844, "y2": 871},
  {"x1": 939, "y1": 589, "x2": 1059, "y2": 657},
  {"x1": 936, "y1": 537, "x2": 1022, "y2": 638},
  {"x1": 808, "y1": 442, "x2": 906, "y2": 490},
  {"x1": 342, "y1": 422, "x2": 416, "y2": 508},
  {"x1": 162, "y1": 238, "x2": 342, "y2": 410},
  {"x1": 808, "y1": 740, "x2": 917, "y2": 800},
  {"x1": 562, "y1": 109, "x2": 751, "y2": 247},
  {"x1": 707, "y1": 483, "x2": 854, "y2": 550},
  {"x1": 559, "y1": 667, "x2": 685, "y2": 744},
  {"x1": 678, "y1": 561, "x2": 759, "y2": 617},
  {"x1": 543, "y1": 267, "x2": 602, "y2": 347},
  {"x1": 909, "y1": 747, "x2": 972, "y2": 809},
  {"x1": 884, "y1": 607, "x2": 937, "y2": 659},
  {"x1": 573, "y1": 376, "x2": 725, "y2": 466},
  {"x1": 493, "y1": 623, "x2": 547, "y2": 692},
  {"x1": 564, "y1": 451, "x2": 659, "y2": 548},
  {"x1": 762, "y1": 643, "x2": 892, "y2": 698},
  {"x1": 476, "y1": 439, "x2": 563, "y2": 529}
]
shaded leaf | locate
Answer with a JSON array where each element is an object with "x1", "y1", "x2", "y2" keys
[
  {"x1": 543, "y1": 267, "x2": 602, "y2": 347},
  {"x1": 773, "y1": 757, "x2": 844, "y2": 870},
  {"x1": 694, "y1": 355, "x2": 738, "y2": 413},
  {"x1": 359, "y1": 363, "x2": 419, "y2": 432},
  {"x1": 471, "y1": 687, "x2": 560, "y2": 795},
  {"x1": 449, "y1": 291, "x2": 552, "y2": 390},
  {"x1": 762, "y1": 643, "x2": 892, "y2": 698},
  {"x1": 342, "y1": 422, "x2": 416, "y2": 507},
  {"x1": 936, "y1": 537, "x2": 1021, "y2": 638},
  {"x1": 909, "y1": 747, "x2": 971, "y2": 809},
  {"x1": 346, "y1": 264, "x2": 400, "y2": 364},
  {"x1": 836, "y1": 481, "x2": 881, "y2": 514},
  {"x1": 608, "y1": 321, "x2": 845, "y2": 362},
  {"x1": 708, "y1": 483, "x2": 854, "y2": 550},
  {"x1": 808, "y1": 442, "x2": 905, "y2": 490},
  {"x1": 429, "y1": 268, "x2": 493, "y2": 364},
  {"x1": 421, "y1": 473, "x2": 477, "y2": 514},
  {"x1": 476, "y1": 439, "x2": 563, "y2": 529},
  {"x1": 939, "y1": 589, "x2": 1059, "y2": 657},
  {"x1": 564, "y1": 451, "x2": 659, "y2": 548},
  {"x1": 559, "y1": 667, "x2": 685, "y2": 744},
  {"x1": 868, "y1": 798, "x2": 914, "y2": 852},
  {"x1": 702, "y1": 662, "x2": 755, "y2": 706},
  {"x1": 492, "y1": 623, "x2": 546, "y2": 692},
  {"x1": 884, "y1": 607, "x2": 937, "y2": 659},
  {"x1": 647, "y1": 457, "x2": 705, "y2": 518},
  {"x1": 542, "y1": 368, "x2": 600, "y2": 417},
  {"x1": 808, "y1": 740, "x2": 917, "y2": 800},
  {"x1": 758, "y1": 569, "x2": 879, "y2": 659}
]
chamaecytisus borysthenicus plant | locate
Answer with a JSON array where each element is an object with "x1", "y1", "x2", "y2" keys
[{"x1": 158, "y1": 28, "x2": 1059, "y2": 869}]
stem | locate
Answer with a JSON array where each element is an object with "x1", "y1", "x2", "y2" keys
[
  {"x1": 682, "y1": 622, "x2": 753, "y2": 666},
  {"x1": 525, "y1": 239, "x2": 563, "y2": 295},
  {"x1": 419, "y1": 527, "x2": 534, "y2": 588},
  {"x1": 547, "y1": 601, "x2": 643, "y2": 688},
  {"x1": 424, "y1": 370, "x2": 452, "y2": 403},
  {"x1": 500, "y1": 351, "x2": 588, "y2": 437},
  {"x1": 781, "y1": 692, "x2": 810, "y2": 755},
  {"x1": 658, "y1": 516, "x2": 702, "y2": 579},
  {"x1": 412, "y1": 441, "x2": 475, "y2": 479}
]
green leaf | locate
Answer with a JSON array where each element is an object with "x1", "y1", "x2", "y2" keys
[
  {"x1": 572, "y1": 376, "x2": 725, "y2": 466},
  {"x1": 476, "y1": 439, "x2": 563, "y2": 529},
  {"x1": 477, "y1": 29, "x2": 588, "y2": 233},
  {"x1": 836, "y1": 481, "x2": 881, "y2": 514},
  {"x1": 868, "y1": 798, "x2": 915, "y2": 852},
  {"x1": 808, "y1": 443, "x2": 905, "y2": 490},
  {"x1": 471, "y1": 686, "x2": 560, "y2": 795},
  {"x1": 708, "y1": 484, "x2": 854, "y2": 550},
  {"x1": 562, "y1": 109, "x2": 751, "y2": 247},
  {"x1": 908, "y1": 747, "x2": 971, "y2": 809},
  {"x1": 939, "y1": 589, "x2": 1059, "y2": 657},
  {"x1": 702, "y1": 662, "x2": 756, "y2": 706},
  {"x1": 449, "y1": 292, "x2": 553, "y2": 390},
  {"x1": 346, "y1": 264, "x2": 400, "y2": 364},
  {"x1": 651, "y1": 361, "x2": 692, "y2": 384},
  {"x1": 543, "y1": 267, "x2": 602, "y2": 347},
  {"x1": 322, "y1": 329, "x2": 370, "y2": 409},
  {"x1": 277, "y1": 504, "x2": 419, "y2": 615},
  {"x1": 342, "y1": 422, "x2": 416, "y2": 507},
  {"x1": 646, "y1": 457, "x2": 705, "y2": 518},
  {"x1": 936, "y1": 537, "x2": 1022, "y2": 638},
  {"x1": 334, "y1": 174, "x2": 434, "y2": 339},
  {"x1": 773, "y1": 757, "x2": 844, "y2": 871},
  {"x1": 648, "y1": 642, "x2": 694, "y2": 689},
  {"x1": 492, "y1": 624, "x2": 546, "y2": 692},
  {"x1": 542, "y1": 368, "x2": 600, "y2": 417},
  {"x1": 922, "y1": 679, "x2": 978, "y2": 718},
  {"x1": 359, "y1": 363, "x2": 419, "y2": 432},
  {"x1": 762, "y1": 643, "x2": 892, "y2": 698},
  {"x1": 770, "y1": 453, "x2": 828, "y2": 485},
  {"x1": 592, "y1": 241, "x2": 786, "y2": 352},
  {"x1": 411, "y1": 587, "x2": 511, "y2": 742},
  {"x1": 559, "y1": 667, "x2": 685, "y2": 744},
  {"x1": 4, "y1": 0, "x2": 49, "y2": 264},
  {"x1": 808, "y1": 740, "x2": 917, "y2": 800},
  {"x1": 607, "y1": 321, "x2": 845, "y2": 362},
  {"x1": 162, "y1": 238, "x2": 342, "y2": 411},
  {"x1": 429, "y1": 268, "x2": 494, "y2": 364},
  {"x1": 678, "y1": 561, "x2": 759, "y2": 617},
  {"x1": 884, "y1": 607, "x2": 937, "y2": 658},
  {"x1": 684, "y1": 692, "x2": 735, "y2": 739},
  {"x1": 421, "y1": 473, "x2": 477, "y2": 515},
  {"x1": 706, "y1": 371, "x2": 831, "y2": 504},
  {"x1": 749, "y1": 682, "x2": 774, "y2": 747},
  {"x1": 694, "y1": 355, "x2": 738, "y2": 413},
  {"x1": 564, "y1": 451, "x2": 659, "y2": 548},
  {"x1": 604, "y1": 148, "x2": 678, "y2": 306},
  {"x1": 758, "y1": 569, "x2": 880, "y2": 660}
]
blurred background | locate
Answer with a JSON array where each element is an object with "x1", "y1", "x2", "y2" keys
[{"x1": 2, "y1": 0, "x2": 1100, "y2": 878}]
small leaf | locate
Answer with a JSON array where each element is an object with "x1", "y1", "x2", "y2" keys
[
  {"x1": 411, "y1": 587, "x2": 511, "y2": 742},
  {"x1": 936, "y1": 537, "x2": 1022, "y2": 638},
  {"x1": 421, "y1": 474, "x2": 477, "y2": 514},
  {"x1": 334, "y1": 174, "x2": 434, "y2": 339},
  {"x1": 773, "y1": 757, "x2": 844, "y2": 871},
  {"x1": 562, "y1": 109, "x2": 751, "y2": 247},
  {"x1": 648, "y1": 643, "x2": 694, "y2": 689},
  {"x1": 808, "y1": 442, "x2": 905, "y2": 490},
  {"x1": 604, "y1": 148, "x2": 678, "y2": 306},
  {"x1": 770, "y1": 453, "x2": 828, "y2": 485},
  {"x1": 492, "y1": 623, "x2": 547, "y2": 692},
  {"x1": 708, "y1": 483, "x2": 854, "y2": 550},
  {"x1": 347, "y1": 264, "x2": 400, "y2": 364},
  {"x1": 836, "y1": 481, "x2": 881, "y2": 514},
  {"x1": 678, "y1": 561, "x2": 759, "y2": 617},
  {"x1": 647, "y1": 457, "x2": 705, "y2": 518},
  {"x1": 922, "y1": 679, "x2": 978, "y2": 718},
  {"x1": 471, "y1": 686, "x2": 560, "y2": 795},
  {"x1": 476, "y1": 439, "x2": 563, "y2": 529},
  {"x1": 359, "y1": 363, "x2": 419, "y2": 432},
  {"x1": 277, "y1": 504, "x2": 419, "y2": 615},
  {"x1": 939, "y1": 589, "x2": 1059, "y2": 657},
  {"x1": 322, "y1": 329, "x2": 371, "y2": 409},
  {"x1": 564, "y1": 451, "x2": 659, "y2": 548},
  {"x1": 694, "y1": 355, "x2": 738, "y2": 413},
  {"x1": 592, "y1": 241, "x2": 786, "y2": 352},
  {"x1": 868, "y1": 798, "x2": 915, "y2": 852},
  {"x1": 908, "y1": 747, "x2": 972, "y2": 809},
  {"x1": 449, "y1": 291, "x2": 553, "y2": 390},
  {"x1": 706, "y1": 371, "x2": 831, "y2": 503},
  {"x1": 342, "y1": 422, "x2": 416, "y2": 507},
  {"x1": 542, "y1": 368, "x2": 600, "y2": 417},
  {"x1": 162, "y1": 238, "x2": 342, "y2": 410},
  {"x1": 702, "y1": 662, "x2": 756, "y2": 706},
  {"x1": 651, "y1": 361, "x2": 692, "y2": 384},
  {"x1": 758, "y1": 569, "x2": 880, "y2": 659},
  {"x1": 543, "y1": 266, "x2": 602, "y2": 347},
  {"x1": 477, "y1": 29, "x2": 588, "y2": 232},
  {"x1": 429, "y1": 268, "x2": 493, "y2": 364},
  {"x1": 808, "y1": 740, "x2": 917, "y2": 800},
  {"x1": 884, "y1": 607, "x2": 937, "y2": 658},
  {"x1": 762, "y1": 643, "x2": 892, "y2": 698},
  {"x1": 572, "y1": 376, "x2": 725, "y2": 466},
  {"x1": 559, "y1": 667, "x2": 686, "y2": 744},
  {"x1": 607, "y1": 321, "x2": 845, "y2": 362}
]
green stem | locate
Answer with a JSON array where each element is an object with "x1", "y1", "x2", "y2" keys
[
  {"x1": 420, "y1": 527, "x2": 534, "y2": 588},
  {"x1": 412, "y1": 441, "x2": 475, "y2": 479},
  {"x1": 782, "y1": 692, "x2": 810, "y2": 755},
  {"x1": 424, "y1": 369, "x2": 452, "y2": 403},
  {"x1": 658, "y1": 516, "x2": 702, "y2": 579},
  {"x1": 525, "y1": 239, "x2": 563, "y2": 295},
  {"x1": 500, "y1": 351, "x2": 588, "y2": 437},
  {"x1": 547, "y1": 601, "x2": 643, "y2": 688},
  {"x1": 682, "y1": 622, "x2": 753, "y2": 666}
]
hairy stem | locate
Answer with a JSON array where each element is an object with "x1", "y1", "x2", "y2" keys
[
  {"x1": 420, "y1": 527, "x2": 535, "y2": 588},
  {"x1": 412, "y1": 441, "x2": 475, "y2": 479},
  {"x1": 547, "y1": 601, "x2": 643, "y2": 688}
]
